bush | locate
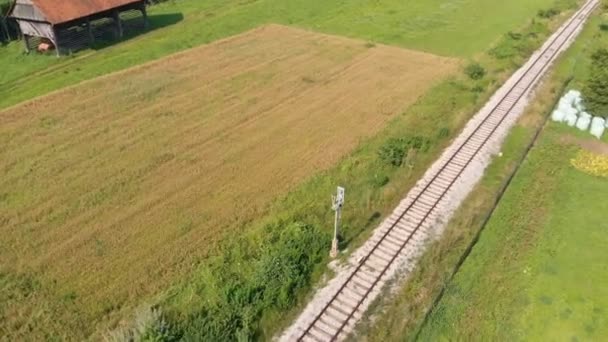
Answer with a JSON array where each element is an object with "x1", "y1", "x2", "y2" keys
[
  {"x1": 538, "y1": 8, "x2": 560, "y2": 19},
  {"x1": 584, "y1": 48, "x2": 608, "y2": 114},
  {"x1": 489, "y1": 21, "x2": 548, "y2": 60},
  {"x1": 464, "y1": 62, "x2": 486, "y2": 80},
  {"x1": 378, "y1": 138, "x2": 408, "y2": 167},
  {"x1": 378, "y1": 136, "x2": 431, "y2": 167},
  {"x1": 489, "y1": 33, "x2": 522, "y2": 59},
  {"x1": 176, "y1": 221, "x2": 330, "y2": 341},
  {"x1": 372, "y1": 173, "x2": 390, "y2": 188},
  {"x1": 471, "y1": 84, "x2": 486, "y2": 93}
]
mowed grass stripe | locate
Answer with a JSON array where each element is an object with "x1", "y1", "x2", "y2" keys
[{"x1": 0, "y1": 25, "x2": 458, "y2": 322}]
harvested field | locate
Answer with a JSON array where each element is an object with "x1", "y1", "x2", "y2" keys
[{"x1": 0, "y1": 24, "x2": 457, "y2": 336}]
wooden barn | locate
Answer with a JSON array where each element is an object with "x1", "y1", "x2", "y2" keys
[{"x1": 8, "y1": 0, "x2": 148, "y2": 55}]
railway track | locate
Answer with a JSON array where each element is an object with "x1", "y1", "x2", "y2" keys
[{"x1": 289, "y1": 1, "x2": 599, "y2": 341}]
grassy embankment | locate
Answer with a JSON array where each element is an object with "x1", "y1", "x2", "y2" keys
[
  {"x1": 0, "y1": 0, "x2": 578, "y2": 340},
  {"x1": 358, "y1": 3, "x2": 608, "y2": 341}
]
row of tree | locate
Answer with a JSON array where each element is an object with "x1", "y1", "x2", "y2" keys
[{"x1": 584, "y1": 48, "x2": 608, "y2": 115}]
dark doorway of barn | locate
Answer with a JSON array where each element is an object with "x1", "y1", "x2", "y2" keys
[{"x1": 7, "y1": 0, "x2": 182, "y2": 55}]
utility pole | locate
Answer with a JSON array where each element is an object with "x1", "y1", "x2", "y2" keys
[{"x1": 330, "y1": 186, "x2": 345, "y2": 258}]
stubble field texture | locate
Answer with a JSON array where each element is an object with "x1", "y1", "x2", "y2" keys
[{"x1": 0, "y1": 25, "x2": 457, "y2": 338}]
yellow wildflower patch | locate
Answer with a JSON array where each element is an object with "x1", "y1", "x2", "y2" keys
[{"x1": 570, "y1": 150, "x2": 608, "y2": 178}]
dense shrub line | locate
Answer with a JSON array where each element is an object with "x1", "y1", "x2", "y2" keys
[
  {"x1": 166, "y1": 222, "x2": 329, "y2": 340},
  {"x1": 378, "y1": 136, "x2": 431, "y2": 167},
  {"x1": 109, "y1": 222, "x2": 329, "y2": 341},
  {"x1": 489, "y1": 22, "x2": 550, "y2": 60},
  {"x1": 184, "y1": 222, "x2": 328, "y2": 340},
  {"x1": 584, "y1": 48, "x2": 608, "y2": 114}
]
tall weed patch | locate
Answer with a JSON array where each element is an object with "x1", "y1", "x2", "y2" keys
[{"x1": 171, "y1": 222, "x2": 330, "y2": 341}]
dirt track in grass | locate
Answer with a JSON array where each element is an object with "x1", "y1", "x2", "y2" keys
[{"x1": 0, "y1": 24, "x2": 457, "y2": 336}]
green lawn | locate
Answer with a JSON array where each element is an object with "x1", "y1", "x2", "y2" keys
[
  {"x1": 418, "y1": 12, "x2": 608, "y2": 340},
  {"x1": 1, "y1": 0, "x2": 559, "y2": 109},
  {"x1": 418, "y1": 127, "x2": 608, "y2": 341}
]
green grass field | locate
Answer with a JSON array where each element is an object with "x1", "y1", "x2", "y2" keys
[
  {"x1": 417, "y1": 10, "x2": 608, "y2": 341},
  {"x1": 0, "y1": 0, "x2": 560, "y2": 110},
  {"x1": 418, "y1": 127, "x2": 608, "y2": 341}
]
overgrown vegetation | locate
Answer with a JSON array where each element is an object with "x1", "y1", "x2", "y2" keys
[
  {"x1": 464, "y1": 62, "x2": 487, "y2": 80},
  {"x1": 488, "y1": 2, "x2": 571, "y2": 62},
  {"x1": 378, "y1": 137, "x2": 431, "y2": 167},
  {"x1": 489, "y1": 22, "x2": 550, "y2": 60},
  {"x1": 119, "y1": 225, "x2": 325, "y2": 342},
  {"x1": 583, "y1": 48, "x2": 608, "y2": 114},
  {"x1": 172, "y1": 222, "x2": 329, "y2": 341},
  {"x1": 0, "y1": 0, "x2": 13, "y2": 42},
  {"x1": 0, "y1": 0, "x2": 11, "y2": 14},
  {"x1": 538, "y1": 8, "x2": 561, "y2": 18},
  {"x1": 106, "y1": 307, "x2": 178, "y2": 342}
]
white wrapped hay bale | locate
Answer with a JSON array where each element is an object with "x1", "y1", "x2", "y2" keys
[
  {"x1": 558, "y1": 98, "x2": 574, "y2": 111},
  {"x1": 574, "y1": 97, "x2": 585, "y2": 112},
  {"x1": 590, "y1": 117, "x2": 606, "y2": 139},
  {"x1": 567, "y1": 89, "x2": 582, "y2": 99},
  {"x1": 563, "y1": 107, "x2": 578, "y2": 126},
  {"x1": 551, "y1": 109, "x2": 566, "y2": 122},
  {"x1": 576, "y1": 112, "x2": 592, "y2": 131},
  {"x1": 558, "y1": 92, "x2": 581, "y2": 111},
  {"x1": 568, "y1": 90, "x2": 584, "y2": 111},
  {"x1": 553, "y1": 90, "x2": 588, "y2": 126}
]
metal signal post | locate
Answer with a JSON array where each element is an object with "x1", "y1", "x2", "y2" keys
[{"x1": 330, "y1": 186, "x2": 345, "y2": 258}]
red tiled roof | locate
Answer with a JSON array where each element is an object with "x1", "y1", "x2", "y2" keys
[{"x1": 32, "y1": 0, "x2": 143, "y2": 24}]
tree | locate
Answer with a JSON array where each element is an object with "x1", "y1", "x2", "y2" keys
[
  {"x1": 464, "y1": 62, "x2": 486, "y2": 80},
  {"x1": 584, "y1": 48, "x2": 608, "y2": 115}
]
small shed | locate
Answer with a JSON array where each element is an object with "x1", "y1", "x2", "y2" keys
[{"x1": 8, "y1": 0, "x2": 148, "y2": 55}]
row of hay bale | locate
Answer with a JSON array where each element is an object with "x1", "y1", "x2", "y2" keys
[{"x1": 551, "y1": 89, "x2": 606, "y2": 139}]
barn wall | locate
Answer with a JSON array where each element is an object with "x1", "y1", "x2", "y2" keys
[{"x1": 16, "y1": 20, "x2": 53, "y2": 40}]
